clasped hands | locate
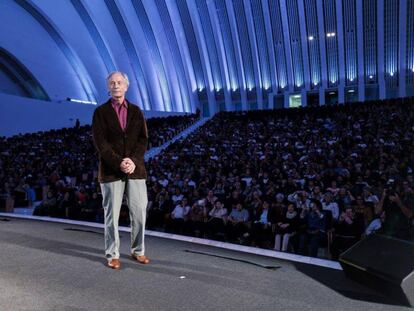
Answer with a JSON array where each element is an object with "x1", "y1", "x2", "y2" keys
[{"x1": 120, "y1": 157, "x2": 135, "y2": 175}]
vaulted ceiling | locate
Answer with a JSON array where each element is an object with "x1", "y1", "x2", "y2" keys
[{"x1": 0, "y1": 0, "x2": 413, "y2": 115}]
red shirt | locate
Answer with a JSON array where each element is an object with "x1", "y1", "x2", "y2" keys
[{"x1": 111, "y1": 99, "x2": 128, "y2": 130}]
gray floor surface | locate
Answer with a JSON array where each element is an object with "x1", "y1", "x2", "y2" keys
[{"x1": 0, "y1": 218, "x2": 410, "y2": 311}]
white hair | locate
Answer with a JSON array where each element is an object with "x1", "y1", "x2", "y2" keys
[{"x1": 106, "y1": 71, "x2": 129, "y2": 87}]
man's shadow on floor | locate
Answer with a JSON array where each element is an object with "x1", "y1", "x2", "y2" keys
[{"x1": 0, "y1": 228, "x2": 264, "y2": 294}]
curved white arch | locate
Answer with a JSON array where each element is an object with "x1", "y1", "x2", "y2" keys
[
  {"x1": 225, "y1": 0, "x2": 247, "y2": 110},
  {"x1": 186, "y1": 0, "x2": 217, "y2": 116},
  {"x1": 207, "y1": 0, "x2": 231, "y2": 111},
  {"x1": 0, "y1": 1, "x2": 90, "y2": 102}
]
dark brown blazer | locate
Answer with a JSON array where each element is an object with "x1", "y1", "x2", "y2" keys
[{"x1": 92, "y1": 99, "x2": 148, "y2": 183}]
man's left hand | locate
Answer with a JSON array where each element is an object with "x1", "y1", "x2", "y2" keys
[{"x1": 121, "y1": 158, "x2": 136, "y2": 174}]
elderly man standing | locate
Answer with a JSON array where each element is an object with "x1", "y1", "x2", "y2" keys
[{"x1": 92, "y1": 71, "x2": 149, "y2": 269}]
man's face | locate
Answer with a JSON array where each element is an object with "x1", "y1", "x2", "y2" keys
[{"x1": 108, "y1": 73, "x2": 128, "y2": 99}]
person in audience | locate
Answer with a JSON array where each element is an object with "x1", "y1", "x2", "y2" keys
[
  {"x1": 23, "y1": 181, "x2": 36, "y2": 208},
  {"x1": 331, "y1": 207, "x2": 364, "y2": 259},
  {"x1": 171, "y1": 187, "x2": 184, "y2": 205},
  {"x1": 33, "y1": 190, "x2": 57, "y2": 216},
  {"x1": 363, "y1": 187, "x2": 379, "y2": 205},
  {"x1": 309, "y1": 185, "x2": 323, "y2": 202},
  {"x1": 336, "y1": 188, "x2": 354, "y2": 210},
  {"x1": 326, "y1": 181, "x2": 340, "y2": 197},
  {"x1": 205, "y1": 190, "x2": 218, "y2": 210},
  {"x1": 212, "y1": 181, "x2": 226, "y2": 200},
  {"x1": 274, "y1": 203, "x2": 299, "y2": 252},
  {"x1": 188, "y1": 199, "x2": 208, "y2": 237},
  {"x1": 250, "y1": 200, "x2": 274, "y2": 247},
  {"x1": 353, "y1": 195, "x2": 374, "y2": 229},
  {"x1": 288, "y1": 190, "x2": 311, "y2": 210},
  {"x1": 169, "y1": 198, "x2": 191, "y2": 234},
  {"x1": 364, "y1": 211, "x2": 385, "y2": 236},
  {"x1": 226, "y1": 202, "x2": 250, "y2": 242},
  {"x1": 298, "y1": 199, "x2": 326, "y2": 257},
  {"x1": 207, "y1": 200, "x2": 227, "y2": 240},
  {"x1": 322, "y1": 192, "x2": 340, "y2": 221},
  {"x1": 147, "y1": 189, "x2": 173, "y2": 229},
  {"x1": 376, "y1": 182, "x2": 414, "y2": 240},
  {"x1": 57, "y1": 190, "x2": 76, "y2": 218}
]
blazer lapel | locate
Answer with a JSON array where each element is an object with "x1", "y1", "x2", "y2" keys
[
  {"x1": 103, "y1": 100, "x2": 123, "y2": 133},
  {"x1": 125, "y1": 99, "x2": 135, "y2": 131}
]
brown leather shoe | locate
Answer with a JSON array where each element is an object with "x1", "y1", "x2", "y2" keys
[
  {"x1": 107, "y1": 258, "x2": 121, "y2": 270},
  {"x1": 131, "y1": 254, "x2": 150, "y2": 264}
]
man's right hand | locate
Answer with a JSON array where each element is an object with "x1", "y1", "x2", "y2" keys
[{"x1": 120, "y1": 158, "x2": 135, "y2": 174}]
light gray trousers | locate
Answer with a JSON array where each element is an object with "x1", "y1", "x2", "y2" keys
[
  {"x1": 100, "y1": 179, "x2": 148, "y2": 260},
  {"x1": 274, "y1": 233, "x2": 291, "y2": 252}
]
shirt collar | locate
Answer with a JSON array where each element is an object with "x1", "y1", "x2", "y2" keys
[{"x1": 111, "y1": 99, "x2": 127, "y2": 108}]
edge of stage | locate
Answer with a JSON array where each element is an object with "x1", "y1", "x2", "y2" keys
[
  {"x1": 0, "y1": 213, "x2": 410, "y2": 311},
  {"x1": 1, "y1": 212, "x2": 341, "y2": 270}
]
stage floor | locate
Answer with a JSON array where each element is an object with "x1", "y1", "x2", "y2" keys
[{"x1": 0, "y1": 217, "x2": 409, "y2": 311}]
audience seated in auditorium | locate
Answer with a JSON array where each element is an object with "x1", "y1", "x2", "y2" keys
[
  {"x1": 0, "y1": 112, "x2": 199, "y2": 216},
  {"x1": 145, "y1": 99, "x2": 414, "y2": 257},
  {"x1": 2, "y1": 99, "x2": 414, "y2": 260}
]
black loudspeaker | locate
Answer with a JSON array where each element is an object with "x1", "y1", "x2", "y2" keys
[{"x1": 339, "y1": 234, "x2": 414, "y2": 306}]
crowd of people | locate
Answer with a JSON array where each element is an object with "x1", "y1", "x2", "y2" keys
[
  {"x1": 145, "y1": 98, "x2": 414, "y2": 258},
  {"x1": 0, "y1": 112, "x2": 199, "y2": 221},
  {"x1": 1, "y1": 99, "x2": 413, "y2": 259},
  {"x1": 145, "y1": 113, "x2": 200, "y2": 149}
]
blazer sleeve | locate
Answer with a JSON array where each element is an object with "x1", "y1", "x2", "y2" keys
[
  {"x1": 91, "y1": 108, "x2": 123, "y2": 171},
  {"x1": 130, "y1": 108, "x2": 148, "y2": 165}
]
